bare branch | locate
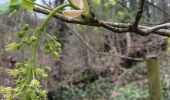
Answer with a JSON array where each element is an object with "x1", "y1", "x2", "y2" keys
[
  {"x1": 148, "y1": 23, "x2": 170, "y2": 32},
  {"x1": 133, "y1": 0, "x2": 145, "y2": 28},
  {"x1": 35, "y1": 3, "x2": 52, "y2": 11},
  {"x1": 99, "y1": 21, "x2": 129, "y2": 33},
  {"x1": 66, "y1": 24, "x2": 144, "y2": 61},
  {"x1": 66, "y1": 24, "x2": 97, "y2": 54},
  {"x1": 33, "y1": 4, "x2": 170, "y2": 37},
  {"x1": 145, "y1": 0, "x2": 170, "y2": 18}
]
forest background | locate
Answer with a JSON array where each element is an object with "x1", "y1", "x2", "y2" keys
[{"x1": 0, "y1": 0, "x2": 170, "y2": 99}]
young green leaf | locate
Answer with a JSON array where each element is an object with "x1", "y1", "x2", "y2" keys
[{"x1": 21, "y1": 0, "x2": 35, "y2": 11}]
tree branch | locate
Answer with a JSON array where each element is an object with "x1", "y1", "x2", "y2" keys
[
  {"x1": 33, "y1": 4, "x2": 170, "y2": 37},
  {"x1": 133, "y1": 0, "x2": 145, "y2": 28}
]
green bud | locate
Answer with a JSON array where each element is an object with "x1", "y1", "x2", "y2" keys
[
  {"x1": 44, "y1": 44, "x2": 52, "y2": 55},
  {"x1": 5, "y1": 43, "x2": 20, "y2": 51},
  {"x1": 30, "y1": 36, "x2": 37, "y2": 42},
  {"x1": 25, "y1": 37, "x2": 35, "y2": 45},
  {"x1": 39, "y1": 90, "x2": 47, "y2": 97},
  {"x1": 44, "y1": 66, "x2": 51, "y2": 72},
  {"x1": 41, "y1": 74, "x2": 48, "y2": 78},
  {"x1": 20, "y1": 68, "x2": 26, "y2": 74},
  {"x1": 22, "y1": 24, "x2": 29, "y2": 31},
  {"x1": 81, "y1": 11, "x2": 95, "y2": 22},
  {"x1": 51, "y1": 51, "x2": 59, "y2": 58},
  {"x1": 26, "y1": 41, "x2": 32, "y2": 46},
  {"x1": 24, "y1": 63, "x2": 29, "y2": 67},
  {"x1": 22, "y1": 38, "x2": 28, "y2": 43},
  {"x1": 9, "y1": 69, "x2": 20, "y2": 77},
  {"x1": 14, "y1": 88, "x2": 20, "y2": 93},
  {"x1": 4, "y1": 87, "x2": 12, "y2": 93},
  {"x1": 15, "y1": 63, "x2": 22, "y2": 68},
  {"x1": 51, "y1": 36, "x2": 57, "y2": 40},
  {"x1": 56, "y1": 48, "x2": 61, "y2": 53},
  {"x1": 55, "y1": 42, "x2": 61, "y2": 48},
  {"x1": 30, "y1": 79, "x2": 40, "y2": 87},
  {"x1": 17, "y1": 32, "x2": 25, "y2": 38},
  {"x1": 36, "y1": 68, "x2": 44, "y2": 75}
]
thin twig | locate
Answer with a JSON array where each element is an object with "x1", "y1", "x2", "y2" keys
[
  {"x1": 66, "y1": 24, "x2": 144, "y2": 61},
  {"x1": 133, "y1": 0, "x2": 145, "y2": 28},
  {"x1": 145, "y1": 1, "x2": 170, "y2": 18},
  {"x1": 35, "y1": 3, "x2": 52, "y2": 11}
]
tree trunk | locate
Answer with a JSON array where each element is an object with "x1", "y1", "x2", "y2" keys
[{"x1": 146, "y1": 56, "x2": 163, "y2": 100}]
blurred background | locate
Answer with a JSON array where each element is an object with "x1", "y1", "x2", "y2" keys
[{"x1": 0, "y1": 0, "x2": 170, "y2": 100}]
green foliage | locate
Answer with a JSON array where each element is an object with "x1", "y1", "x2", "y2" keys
[
  {"x1": 85, "y1": 78, "x2": 114, "y2": 100},
  {"x1": 162, "y1": 75, "x2": 170, "y2": 100},
  {"x1": 48, "y1": 78, "x2": 114, "y2": 100},
  {"x1": 48, "y1": 78, "x2": 150, "y2": 100},
  {"x1": 114, "y1": 86, "x2": 149, "y2": 100},
  {"x1": 2, "y1": 62, "x2": 48, "y2": 100},
  {"x1": 0, "y1": 87, "x2": 14, "y2": 100},
  {"x1": 49, "y1": 87, "x2": 86, "y2": 100},
  {"x1": 0, "y1": 23, "x2": 55, "y2": 99},
  {"x1": 1, "y1": 22, "x2": 62, "y2": 99},
  {"x1": 0, "y1": 1, "x2": 82, "y2": 99},
  {"x1": 10, "y1": 0, "x2": 36, "y2": 11}
]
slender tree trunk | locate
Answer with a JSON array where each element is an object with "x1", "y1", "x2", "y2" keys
[{"x1": 146, "y1": 56, "x2": 163, "y2": 100}]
